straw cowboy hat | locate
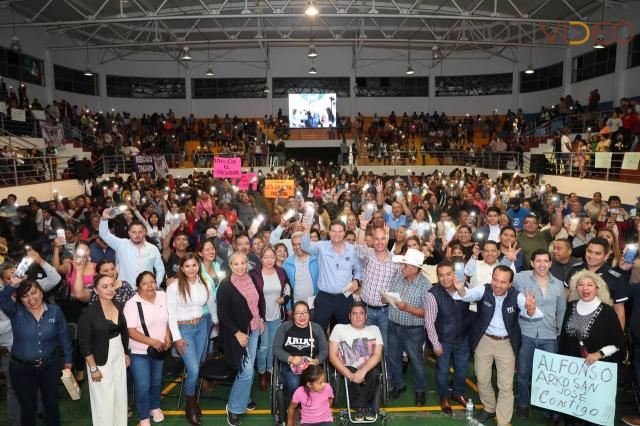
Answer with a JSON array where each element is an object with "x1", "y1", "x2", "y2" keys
[{"x1": 392, "y1": 248, "x2": 426, "y2": 268}]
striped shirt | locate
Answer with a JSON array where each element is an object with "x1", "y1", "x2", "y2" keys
[{"x1": 354, "y1": 245, "x2": 400, "y2": 307}]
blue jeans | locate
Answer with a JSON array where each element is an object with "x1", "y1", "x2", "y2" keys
[
  {"x1": 434, "y1": 337, "x2": 471, "y2": 398},
  {"x1": 257, "y1": 319, "x2": 281, "y2": 374},
  {"x1": 387, "y1": 322, "x2": 426, "y2": 392},
  {"x1": 280, "y1": 361, "x2": 302, "y2": 398},
  {"x1": 366, "y1": 305, "x2": 391, "y2": 379},
  {"x1": 517, "y1": 335, "x2": 558, "y2": 410},
  {"x1": 228, "y1": 328, "x2": 259, "y2": 415},
  {"x1": 178, "y1": 319, "x2": 208, "y2": 396},
  {"x1": 130, "y1": 354, "x2": 164, "y2": 421},
  {"x1": 366, "y1": 306, "x2": 389, "y2": 349}
]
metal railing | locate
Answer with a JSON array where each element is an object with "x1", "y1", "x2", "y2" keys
[
  {"x1": 0, "y1": 113, "x2": 42, "y2": 138},
  {"x1": 0, "y1": 113, "x2": 100, "y2": 150},
  {"x1": 523, "y1": 110, "x2": 614, "y2": 138},
  {"x1": 0, "y1": 149, "x2": 636, "y2": 188},
  {"x1": 528, "y1": 151, "x2": 639, "y2": 181},
  {"x1": 356, "y1": 149, "x2": 524, "y2": 170},
  {"x1": 0, "y1": 127, "x2": 39, "y2": 150}
]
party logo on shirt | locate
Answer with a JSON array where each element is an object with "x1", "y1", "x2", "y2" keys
[{"x1": 506, "y1": 306, "x2": 515, "y2": 314}]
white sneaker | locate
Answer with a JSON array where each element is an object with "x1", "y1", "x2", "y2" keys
[{"x1": 150, "y1": 409, "x2": 164, "y2": 422}]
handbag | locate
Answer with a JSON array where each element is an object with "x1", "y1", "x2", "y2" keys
[
  {"x1": 290, "y1": 322, "x2": 314, "y2": 375},
  {"x1": 136, "y1": 302, "x2": 169, "y2": 360}
]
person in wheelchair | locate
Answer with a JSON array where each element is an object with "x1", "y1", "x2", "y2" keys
[
  {"x1": 273, "y1": 300, "x2": 328, "y2": 398},
  {"x1": 329, "y1": 301, "x2": 383, "y2": 422}
]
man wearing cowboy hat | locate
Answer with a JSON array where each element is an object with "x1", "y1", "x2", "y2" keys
[{"x1": 383, "y1": 248, "x2": 431, "y2": 406}]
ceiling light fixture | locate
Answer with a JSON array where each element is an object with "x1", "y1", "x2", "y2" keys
[
  {"x1": 405, "y1": 39, "x2": 415, "y2": 75},
  {"x1": 368, "y1": 0, "x2": 379, "y2": 14},
  {"x1": 180, "y1": 47, "x2": 192, "y2": 61},
  {"x1": 263, "y1": 63, "x2": 270, "y2": 93},
  {"x1": 593, "y1": 34, "x2": 605, "y2": 49},
  {"x1": 308, "y1": 64, "x2": 318, "y2": 74},
  {"x1": 525, "y1": 24, "x2": 535, "y2": 74},
  {"x1": 432, "y1": 45, "x2": 441, "y2": 61},
  {"x1": 10, "y1": 9, "x2": 21, "y2": 53},
  {"x1": 594, "y1": 0, "x2": 605, "y2": 49},
  {"x1": 205, "y1": 41, "x2": 215, "y2": 76},
  {"x1": 305, "y1": 0, "x2": 319, "y2": 17},
  {"x1": 83, "y1": 44, "x2": 93, "y2": 76},
  {"x1": 307, "y1": 44, "x2": 318, "y2": 58}
]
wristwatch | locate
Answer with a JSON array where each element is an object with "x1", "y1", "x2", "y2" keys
[
  {"x1": 89, "y1": 366, "x2": 98, "y2": 373},
  {"x1": 598, "y1": 350, "x2": 605, "y2": 358}
]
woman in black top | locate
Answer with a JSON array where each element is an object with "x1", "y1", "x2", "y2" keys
[
  {"x1": 272, "y1": 301, "x2": 328, "y2": 398},
  {"x1": 559, "y1": 270, "x2": 625, "y2": 426},
  {"x1": 78, "y1": 273, "x2": 130, "y2": 426}
]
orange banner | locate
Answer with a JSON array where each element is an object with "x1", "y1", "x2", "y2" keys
[{"x1": 264, "y1": 179, "x2": 295, "y2": 199}]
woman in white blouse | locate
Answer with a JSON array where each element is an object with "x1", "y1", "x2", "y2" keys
[{"x1": 167, "y1": 253, "x2": 215, "y2": 426}]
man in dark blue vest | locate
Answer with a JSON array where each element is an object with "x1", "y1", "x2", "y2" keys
[
  {"x1": 453, "y1": 265, "x2": 542, "y2": 426},
  {"x1": 424, "y1": 260, "x2": 472, "y2": 414}
]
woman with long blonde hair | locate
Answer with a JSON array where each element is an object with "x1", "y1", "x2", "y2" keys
[{"x1": 559, "y1": 270, "x2": 625, "y2": 425}]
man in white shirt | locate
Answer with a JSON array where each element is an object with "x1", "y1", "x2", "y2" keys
[
  {"x1": 559, "y1": 128, "x2": 572, "y2": 175},
  {"x1": 329, "y1": 302, "x2": 383, "y2": 422},
  {"x1": 99, "y1": 209, "x2": 165, "y2": 288},
  {"x1": 453, "y1": 266, "x2": 542, "y2": 426}
]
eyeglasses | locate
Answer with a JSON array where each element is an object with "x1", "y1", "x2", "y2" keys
[{"x1": 293, "y1": 312, "x2": 309, "y2": 316}]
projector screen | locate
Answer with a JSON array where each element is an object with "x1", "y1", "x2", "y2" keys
[{"x1": 288, "y1": 93, "x2": 336, "y2": 128}]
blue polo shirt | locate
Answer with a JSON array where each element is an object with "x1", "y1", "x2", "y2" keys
[
  {"x1": 383, "y1": 213, "x2": 409, "y2": 230},
  {"x1": 301, "y1": 235, "x2": 362, "y2": 294}
]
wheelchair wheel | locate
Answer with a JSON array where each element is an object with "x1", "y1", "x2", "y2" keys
[
  {"x1": 330, "y1": 364, "x2": 341, "y2": 403},
  {"x1": 380, "y1": 357, "x2": 389, "y2": 406},
  {"x1": 270, "y1": 361, "x2": 286, "y2": 425}
]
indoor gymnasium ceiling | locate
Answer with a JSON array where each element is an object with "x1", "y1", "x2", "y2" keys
[{"x1": 0, "y1": 0, "x2": 629, "y2": 64}]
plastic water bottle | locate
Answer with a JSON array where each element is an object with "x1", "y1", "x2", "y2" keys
[{"x1": 466, "y1": 398, "x2": 474, "y2": 421}]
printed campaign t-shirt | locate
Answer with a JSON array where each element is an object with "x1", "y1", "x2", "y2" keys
[
  {"x1": 291, "y1": 383, "x2": 334, "y2": 424},
  {"x1": 329, "y1": 324, "x2": 383, "y2": 369}
]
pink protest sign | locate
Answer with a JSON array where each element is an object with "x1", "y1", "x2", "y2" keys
[
  {"x1": 238, "y1": 172, "x2": 258, "y2": 191},
  {"x1": 213, "y1": 157, "x2": 242, "y2": 178}
]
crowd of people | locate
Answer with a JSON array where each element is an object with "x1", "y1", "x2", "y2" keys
[{"x1": 0, "y1": 162, "x2": 638, "y2": 426}]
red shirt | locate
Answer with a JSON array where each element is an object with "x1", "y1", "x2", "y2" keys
[{"x1": 623, "y1": 113, "x2": 638, "y2": 130}]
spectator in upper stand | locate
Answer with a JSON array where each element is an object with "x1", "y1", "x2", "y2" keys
[
  {"x1": 607, "y1": 111, "x2": 623, "y2": 136},
  {"x1": 505, "y1": 198, "x2": 531, "y2": 231},
  {"x1": 588, "y1": 88, "x2": 600, "y2": 112},
  {"x1": 622, "y1": 106, "x2": 639, "y2": 149}
]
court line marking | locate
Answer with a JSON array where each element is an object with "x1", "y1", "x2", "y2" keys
[
  {"x1": 160, "y1": 405, "x2": 485, "y2": 416},
  {"x1": 159, "y1": 356, "x2": 483, "y2": 414}
]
